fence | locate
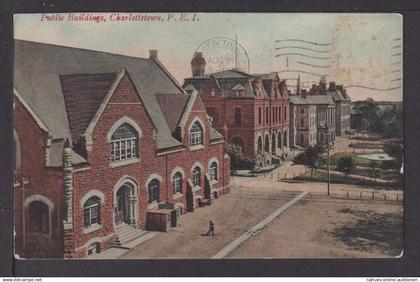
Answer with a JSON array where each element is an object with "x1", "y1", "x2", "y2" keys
[{"x1": 329, "y1": 189, "x2": 403, "y2": 202}]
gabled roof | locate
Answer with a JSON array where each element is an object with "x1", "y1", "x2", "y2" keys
[
  {"x1": 289, "y1": 95, "x2": 309, "y2": 105},
  {"x1": 252, "y1": 72, "x2": 278, "y2": 80},
  {"x1": 14, "y1": 39, "x2": 185, "y2": 150},
  {"x1": 60, "y1": 72, "x2": 117, "y2": 142},
  {"x1": 155, "y1": 93, "x2": 190, "y2": 133},
  {"x1": 306, "y1": 95, "x2": 334, "y2": 105}
]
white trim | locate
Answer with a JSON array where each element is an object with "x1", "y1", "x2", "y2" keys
[
  {"x1": 24, "y1": 194, "x2": 54, "y2": 237},
  {"x1": 112, "y1": 176, "x2": 139, "y2": 230},
  {"x1": 83, "y1": 223, "x2": 102, "y2": 235},
  {"x1": 80, "y1": 190, "x2": 105, "y2": 208},
  {"x1": 83, "y1": 69, "x2": 126, "y2": 147},
  {"x1": 170, "y1": 167, "x2": 185, "y2": 181},
  {"x1": 145, "y1": 173, "x2": 163, "y2": 188},
  {"x1": 109, "y1": 158, "x2": 140, "y2": 168},
  {"x1": 106, "y1": 116, "x2": 143, "y2": 142},
  {"x1": 188, "y1": 116, "x2": 206, "y2": 147},
  {"x1": 208, "y1": 157, "x2": 219, "y2": 182},
  {"x1": 13, "y1": 129, "x2": 21, "y2": 169},
  {"x1": 191, "y1": 161, "x2": 204, "y2": 173},
  {"x1": 14, "y1": 89, "x2": 50, "y2": 133},
  {"x1": 156, "y1": 147, "x2": 185, "y2": 156}
]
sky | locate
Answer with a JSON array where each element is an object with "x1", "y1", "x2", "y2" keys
[{"x1": 14, "y1": 13, "x2": 402, "y2": 101}]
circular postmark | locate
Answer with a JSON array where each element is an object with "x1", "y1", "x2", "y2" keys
[{"x1": 194, "y1": 37, "x2": 250, "y2": 74}]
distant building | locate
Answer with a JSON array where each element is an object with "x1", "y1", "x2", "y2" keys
[
  {"x1": 183, "y1": 52, "x2": 290, "y2": 162},
  {"x1": 308, "y1": 77, "x2": 351, "y2": 136},
  {"x1": 289, "y1": 76, "x2": 317, "y2": 148}
]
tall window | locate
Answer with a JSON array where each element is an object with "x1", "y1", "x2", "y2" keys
[
  {"x1": 193, "y1": 166, "x2": 201, "y2": 187},
  {"x1": 258, "y1": 107, "x2": 262, "y2": 124},
  {"x1": 84, "y1": 196, "x2": 101, "y2": 228},
  {"x1": 209, "y1": 162, "x2": 218, "y2": 181},
  {"x1": 172, "y1": 172, "x2": 182, "y2": 194},
  {"x1": 189, "y1": 121, "x2": 204, "y2": 146},
  {"x1": 279, "y1": 107, "x2": 282, "y2": 122},
  {"x1": 111, "y1": 124, "x2": 138, "y2": 161},
  {"x1": 300, "y1": 118, "x2": 305, "y2": 128},
  {"x1": 28, "y1": 201, "x2": 49, "y2": 234},
  {"x1": 148, "y1": 179, "x2": 160, "y2": 203},
  {"x1": 284, "y1": 106, "x2": 287, "y2": 121},
  {"x1": 235, "y1": 108, "x2": 242, "y2": 126},
  {"x1": 265, "y1": 107, "x2": 269, "y2": 123}
]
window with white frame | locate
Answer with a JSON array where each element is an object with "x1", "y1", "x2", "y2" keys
[
  {"x1": 209, "y1": 162, "x2": 218, "y2": 181},
  {"x1": 189, "y1": 121, "x2": 204, "y2": 146},
  {"x1": 172, "y1": 172, "x2": 182, "y2": 194},
  {"x1": 192, "y1": 166, "x2": 201, "y2": 187},
  {"x1": 148, "y1": 179, "x2": 160, "y2": 203},
  {"x1": 84, "y1": 196, "x2": 101, "y2": 228},
  {"x1": 111, "y1": 123, "x2": 138, "y2": 161}
]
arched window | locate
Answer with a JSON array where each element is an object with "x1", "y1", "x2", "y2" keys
[
  {"x1": 264, "y1": 135, "x2": 270, "y2": 153},
  {"x1": 209, "y1": 162, "x2": 218, "y2": 181},
  {"x1": 28, "y1": 201, "x2": 49, "y2": 234},
  {"x1": 172, "y1": 172, "x2": 182, "y2": 194},
  {"x1": 84, "y1": 196, "x2": 101, "y2": 228},
  {"x1": 278, "y1": 132, "x2": 282, "y2": 148},
  {"x1": 192, "y1": 166, "x2": 201, "y2": 187},
  {"x1": 111, "y1": 123, "x2": 138, "y2": 161},
  {"x1": 257, "y1": 136, "x2": 263, "y2": 153},
  {"x1": 271, "y1": 133, "x2": 276, "y2": 153},
  {"x1": 189, "y1": 121, "x2": 204, "y2": 146},
  {"x1": 148, "y1": 179, "x2": 160, "y2": 203},
  {"x1": 283, "y1": 131, "x2": 288, "y2": 148}
]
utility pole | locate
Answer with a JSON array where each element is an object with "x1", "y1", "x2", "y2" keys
[{"x1": 326, "y1": 125, "x2": 330, "y2": 196}]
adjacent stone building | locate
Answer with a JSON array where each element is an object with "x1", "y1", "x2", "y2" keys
[
  {"x1": 183, "y1": 52, "x2": 290, "y2": 162},
  {"x1": 14, "y1": 40, "x2": 230, "y2": 258},
  {"x1": 289, "y1": 93, "x2": 317, "y2": 148}
]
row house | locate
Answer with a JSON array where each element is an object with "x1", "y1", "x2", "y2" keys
[
  {"x1": 13, "y1": 40, "x2": 230, "y2": 258},
  {"x1": 289, "y1": 95, "x2": 317, "y2": 148},
  {"x1": 182, "y1": 52, "x2": 290, "y2": 162}
]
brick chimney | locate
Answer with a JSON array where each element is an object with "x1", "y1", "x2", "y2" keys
[
  {"x1": 191, "y1": 52, "x2": 206, "y2": 77},
  {"x1": 149, "y1": 50, "x2": 158, "y2": 60},
  {"x1": 301, "y1": 89, "x2": 307, "y2": 99},
  {"x1": 329, "y1": 81, "x2": 336, "y2": 91}
]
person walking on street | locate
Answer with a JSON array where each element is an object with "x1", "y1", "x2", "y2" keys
[{"x1": 206, "y1": 220, "x2": 215, "y2": 236}]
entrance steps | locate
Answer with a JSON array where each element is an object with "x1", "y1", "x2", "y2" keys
[{"x1": 112, "y1": 223, "x2": 152, "y2": 250}]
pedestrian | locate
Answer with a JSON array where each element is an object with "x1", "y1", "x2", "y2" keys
[{"x1": 206, "y1": 220, "x2": 215, "y2": 236}]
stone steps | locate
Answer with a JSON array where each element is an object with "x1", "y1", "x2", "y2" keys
[{"x1": 112, "y1": 223, "x2": 149, "y2": 249}]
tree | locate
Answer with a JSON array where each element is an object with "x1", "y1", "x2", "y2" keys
[
  {"x1": 225, "y1": 144, "x2": 255, "y2": 170},
  {"x1": 336, "y1": 156, "x2": 354, "y2": 181},
  {"x1": 293, "y1": 144, "x2": 325, "y2": 178},
  {"x1": 383, "y1": 140, "x2": 404, "y2": 165},
  {"x1": 353, "y1": 98, "x2": 380, "y2": 133}
]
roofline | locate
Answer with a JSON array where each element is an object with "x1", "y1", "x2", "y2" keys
[
  {"x1": 83, "y1": 68, "x2": 127, "y2": 147},
  {"x1": 14, "y1": 88, "x2": 50, "y2": 133},
  {"x1": 151, "y1": 59, "x2": 186, "y2": 94}
]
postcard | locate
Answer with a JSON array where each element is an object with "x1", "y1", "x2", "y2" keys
[{"x1": 12, "y1": 13, "x2": 403, "y2": 259}]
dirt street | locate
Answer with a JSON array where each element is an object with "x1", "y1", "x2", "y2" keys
[{"x1": 120, "y1": 178, "x2": 403, "y2": 259}]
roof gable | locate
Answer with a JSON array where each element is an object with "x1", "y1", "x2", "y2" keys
[
  {"x1": 60, "y1": 72, "x2": 117, "y2": 142},
  {"x1": 155, "y1": 93, "x2": 189, "y2": 133}
]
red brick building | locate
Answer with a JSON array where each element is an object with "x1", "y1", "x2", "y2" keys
[
  {"x1": 13, "y1": 40, "x2": 230, "y2": 258},
  {"x1": 183, "y1": 52, "x2": 290, "y2": 164}
]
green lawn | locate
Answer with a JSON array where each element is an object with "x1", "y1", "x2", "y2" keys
[
  {"x1": 330, "y1": 152, "x2": 378, "y2": 167},
  {"x1": 296, "y1": 170, "x2": 402, "y2": 190}
]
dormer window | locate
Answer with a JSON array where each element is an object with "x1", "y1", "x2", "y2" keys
[
  {"x1": 111, "y1": 123, "x2": 138, "y2": 161},
  {"x1": 189, "y1": 121, "x2": 204, "y2": 147}
]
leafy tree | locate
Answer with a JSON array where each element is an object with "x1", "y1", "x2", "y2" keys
[
  {"x1": 293, "y1": 144, "x2": 325, "y2": 178},
  {"x1": 354, "y1": 98, "x2": 380, "y2": 133},
  {"x1": 383, "y1": 140, "x2": 404, "y2": 165},
  {"x1": 336, "y1": 156, "x2": 354, "y2": 181},
  {"x1": 225, "y1": 144, "x2": 255, "y2": 170}
]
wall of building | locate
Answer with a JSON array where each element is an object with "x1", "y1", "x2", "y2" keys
[
  {"x1": 68, "y1": 74, "x2": 229, "y2": 257},
  {"x1": 14, "y1": 98, "x2": 64, "y2": 258}
]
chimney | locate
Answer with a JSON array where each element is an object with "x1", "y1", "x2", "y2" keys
[
  {"x1": 149, "y1": 49, "x2": 158, "y2": 60},
  {"x1": 301, "y1": 89, "x2": 307, "y2": 99},
  {"x1": 191, "y1": 52, "x2": 206, "y2": 77},
  {"x1": 329, "y1": 81, "x2": 336, "y2": 91}
]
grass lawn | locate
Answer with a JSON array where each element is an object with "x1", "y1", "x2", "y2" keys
[
  {"x1": 296, "y1": 170, "x2": 403, "y2": 190},
  {"x1": 330, "y1": 152, "x2": 373, "y2": 167}
]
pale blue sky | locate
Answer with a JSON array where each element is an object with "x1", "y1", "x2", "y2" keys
[{"x1": 14, "y1": 13, "x2": 402, "y2": 101}]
